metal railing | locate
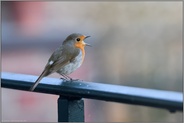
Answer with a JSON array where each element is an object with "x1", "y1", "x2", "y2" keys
[{"x1": 1, "y1": 72, "x2": 183, "y2": 122}]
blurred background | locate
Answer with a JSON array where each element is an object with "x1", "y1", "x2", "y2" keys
[{"x1": 2, "y1": 1, "x2": 182, "y2": 122}]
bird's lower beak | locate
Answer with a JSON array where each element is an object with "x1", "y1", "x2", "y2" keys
[
  {"x1": 85, "y1": 43, "x2": 92, "y2": 47},
  {"x1": 84, "y1": 36, "x2": 91, "y2": 47}
]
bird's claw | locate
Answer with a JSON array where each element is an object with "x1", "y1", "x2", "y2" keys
[
  {"x1": 70, "y1": 78, "x2": 80, "y2": 82},
  {"x1": 60, "y1": 77, "x2": 81, "y2": 82}
]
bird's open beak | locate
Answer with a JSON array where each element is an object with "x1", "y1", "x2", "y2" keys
[{"x1": 84, "y1": 36, "x2": 92, "y2": 47}]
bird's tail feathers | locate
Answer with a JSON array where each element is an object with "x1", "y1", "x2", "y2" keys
[{"x1": 29, "y1": 70, "x2": 47, "y2": 91}]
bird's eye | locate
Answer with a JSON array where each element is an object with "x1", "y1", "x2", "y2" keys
[{"x1": 76, "y1": 38, "x2": 80, "y2": 42}]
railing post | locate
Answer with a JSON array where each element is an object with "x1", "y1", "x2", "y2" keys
[{"x1": 57, "y1": 95, "x2": 84, "y2": 122}]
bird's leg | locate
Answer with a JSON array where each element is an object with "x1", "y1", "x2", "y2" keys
[
  {"x1": 62, "y1": 74, "x2": 80, "y2": 82},
  {"x1": 61, "y1": 74, "x2": 73, "y2": 81},
  {"x1": 64, "y1": 74, "x2": 73, "y2": 81},
  {"x1": 60, "y1": 73, "x2": 80, "y2": 82},
  {"x1": 60, "y1": 74, "x2": 68, "y2": 81}
]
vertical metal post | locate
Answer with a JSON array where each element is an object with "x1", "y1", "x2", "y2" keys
[{"x1": 57, "y1": 95, "x2": 84, "y2": 122}]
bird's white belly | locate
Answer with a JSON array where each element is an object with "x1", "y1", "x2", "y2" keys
[{"x1": 57, "y1": 50, "x2": 83, "y2": 75}]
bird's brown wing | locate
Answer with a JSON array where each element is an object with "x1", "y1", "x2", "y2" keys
[
  {"x1": 29, "y1": 46, "x2": 79, "y2": 91},
  {"x1": 45, "y1": 46, "x2": 80, "y2": 76},
  {"x1": 44, "y1": 47, "x2": 70, "y2": 76}
]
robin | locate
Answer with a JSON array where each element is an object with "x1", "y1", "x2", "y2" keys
[{"x1": 29, "y1": 33, "x2": 91, "y2": 91}]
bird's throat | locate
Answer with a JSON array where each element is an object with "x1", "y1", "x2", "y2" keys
[
  {"x1": 74, "y1": 43, "x2": 85, "y2": 63},
  {"x1": 80, "y1": 47, "x2": 85, "y2": 63}
]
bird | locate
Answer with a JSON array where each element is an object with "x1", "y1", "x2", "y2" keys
[{"x1": 29, "y1": 33, "x2": 91, "y2": 91}]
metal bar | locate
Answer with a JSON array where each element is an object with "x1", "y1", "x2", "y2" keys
[
  {"x1": 57, "y1": 96, "x2": 84, "y2": 122},
  {"x1": 1, "y1": 72, "x2": 183, "y2": 112}
]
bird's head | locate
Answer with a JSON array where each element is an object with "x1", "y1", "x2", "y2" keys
[{"x1": 63, "y1": 33, "x2": 91, "y2": 49}]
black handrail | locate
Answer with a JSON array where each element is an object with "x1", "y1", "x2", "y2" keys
[{"x1": 1, "y1": 72, "x2": 183, "y2": 121}]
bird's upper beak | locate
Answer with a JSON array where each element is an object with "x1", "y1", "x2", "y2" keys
[
  {"x1": 84, "y1": 36, "x2": 92, "y2": 47},
  {"x1": 85, "y1": 36, "x2": 90, "y2": 39}
]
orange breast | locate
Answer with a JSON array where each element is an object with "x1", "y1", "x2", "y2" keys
[
  {"x1": 74, "y1": 42, "x2": 85, "y2": 63},
  {"x1": 80, "y1": 47, "x2": 85, "y2": 63}
]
